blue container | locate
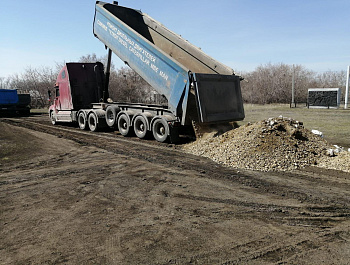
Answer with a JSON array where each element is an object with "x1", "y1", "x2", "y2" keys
[{"x1": 0, "y1": 89, "x2": 19, "y2": 106}]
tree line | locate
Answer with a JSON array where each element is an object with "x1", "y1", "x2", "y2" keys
[
  {"x1": 0, "y1": 55, "x2": 347, "y2": 108},
  {"x1": 240, "y1": 63, "x2": 347, "y2": 104}
]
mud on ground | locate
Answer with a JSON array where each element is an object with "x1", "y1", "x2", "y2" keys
[{"x1": 0, "y1": 116, "x2": 350, "y2": 264}]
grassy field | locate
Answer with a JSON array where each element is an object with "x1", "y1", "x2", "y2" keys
[
  {"x1": 30, "y1": 108, "x2": 48, "y2": 114},
  {"x1": 238, "y1": 104, "x2": 350, "y2": 148}
]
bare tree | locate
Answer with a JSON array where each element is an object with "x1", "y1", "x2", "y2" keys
[
  {"x1": 312, "y1": 70, "x2": 347, "y2": 101},
  {"x1": 7, "y1": 66, "x2": 58, "y2": 108},
  {"x1": 0, "y1": 77, "x2": 11, "y2": 89},
  {"x1": 241, "y1": 63, "x2": 316, "y2": 104},
  {"x1": 8, "y1": 55, "x2": 346, "y2": 108},
  {"x1": 109, "y1": 66, "x2": 156, "y2": 103},
  {"x1": 78, "y1": 53, "x2": 116, "y2": 72}
]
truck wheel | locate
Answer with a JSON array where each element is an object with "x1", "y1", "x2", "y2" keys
[
  {"x1": 105, "y1": 106, "x2": 118, "y2": 127},
  {"x1": 152, "y1": 118, "x2": 169, "y2": 143},
  {"x1": 117, "y1": 114, "x2": 131, "y2": 136},
  {"x1": 88, "y1": 112, "x2": 99, "y2": 132},
  {"x1": 78, "y1": 112, "x2": 87, "y2": 130},
  {"x1": 50, "y1": 111, "x2": 57, "y2": 125},
  {"x1": 133, "y1": 116, "x2": 148, "y2": 139}
]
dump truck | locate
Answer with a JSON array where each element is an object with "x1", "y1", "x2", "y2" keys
[
  {"x1": 49, "y1": 1, "x2": 244, "y2": 142},
  {"x1": 0, "y1": 89, "x2": 31, "y2": 116}
]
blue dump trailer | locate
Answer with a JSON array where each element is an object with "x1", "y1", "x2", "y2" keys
[
  {"x1": 0, "y1": 89, "x2": 31, "y2": 116},
  {"x1": 49, "y1": 1, "x2": 244, "y2": 142}
]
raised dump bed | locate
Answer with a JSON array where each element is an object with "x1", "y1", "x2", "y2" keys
[{"x1": 93, "y1": 1, "x2": 244, "y2": 125}]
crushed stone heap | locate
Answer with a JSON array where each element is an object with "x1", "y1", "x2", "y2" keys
[{"x1": 183, "y1": 116, "x2": 334, "y2": 172}]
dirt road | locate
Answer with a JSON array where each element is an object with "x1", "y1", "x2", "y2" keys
[{"x1": 1, "y1": 115, "x2": 349, "y2": 264}]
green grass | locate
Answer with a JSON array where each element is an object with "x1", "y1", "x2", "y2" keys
[
  {"x1": 238, "y1": 104, "x2": 350, "y2": 148},
  {"x1": 30, "y1": 108, "x2": 48, "y2": 114}
]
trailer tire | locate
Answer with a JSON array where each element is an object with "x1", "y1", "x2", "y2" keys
[
  {"x1": 117, "y1": 113, "x2": 131, "y2": 136},
  {"x1": 78, "y1": 112, "x2": 88, "y2": 130},
  {"x1": 105, "y1": 106, "x2": 119, "y2": 127},
  {"x1": 88, "y1": 112, "x2": 99, "y2": 132},
  {"x1": 152, "y1": 118, "x2": 169, "y2": 143},
  {"x1": 50, "y1": 111, "x2": 57, "y2": 125},
  {"x1": 133, "y1": 115, "x2": 149, "y2": 139}
]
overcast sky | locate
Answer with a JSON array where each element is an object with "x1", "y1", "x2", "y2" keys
[{"x1": 0, "y1": 0, "x2": 349, "y2": 77}]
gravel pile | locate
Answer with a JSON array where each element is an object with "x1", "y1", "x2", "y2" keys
[
  {"x1": 183, "y1": 116, "x2": 347, "y2": 172},
  {"x1": 317, "y1": 149, "x2": 350, "y2": 173}
]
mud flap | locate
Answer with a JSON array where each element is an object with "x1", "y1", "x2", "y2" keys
[{"x1": 169, "y1": 125, "x2": 180, "y2": 143}]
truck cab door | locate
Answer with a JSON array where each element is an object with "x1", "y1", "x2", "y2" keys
[
  {"x1": 56, "y1": 67, "x2": 73, "y2": 110},
  {"x1": 53, "y1": 85, "x2": 60, "y2": 110}
]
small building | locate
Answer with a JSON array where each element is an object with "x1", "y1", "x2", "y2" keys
[{"x1": 307, "y1": 88, "x2": 341, "y2": 108}]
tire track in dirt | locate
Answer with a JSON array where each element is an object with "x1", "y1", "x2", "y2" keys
[
  {"x1": 3, "y1": 116, "x2": 350, "y2": 215},
  {"x1": 1, "y1": 116, "x2": 350, "y2": 264}
]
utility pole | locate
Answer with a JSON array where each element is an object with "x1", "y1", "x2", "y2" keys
[
  {"x1": 345, "y1": 65, "x2": 349, "y2": 109},
  {"x1": 291, "y1": 64, "x2": 295, "y2": 107}
]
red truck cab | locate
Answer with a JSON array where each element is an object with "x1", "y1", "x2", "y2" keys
[{"x1": 49, "y1": 62, "x2": 106, "y2": 124}]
